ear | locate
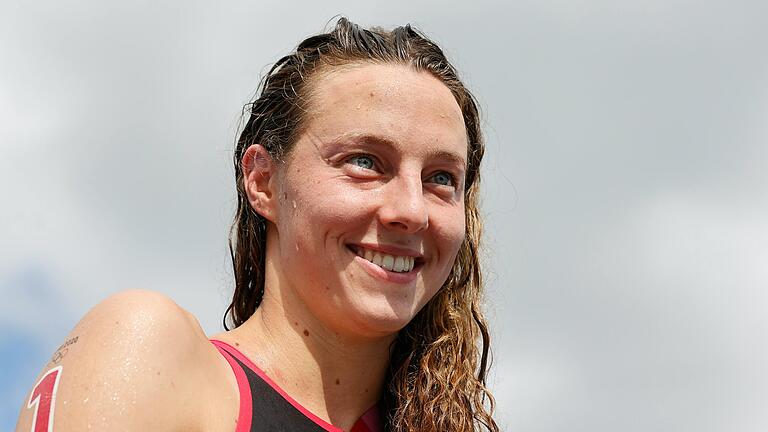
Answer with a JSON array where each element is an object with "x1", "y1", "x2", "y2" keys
[{"x1": 242, "y1": 144, "x2": 279, "y2": 223}]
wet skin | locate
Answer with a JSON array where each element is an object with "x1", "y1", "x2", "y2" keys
[{"x1": 250, "y1": 63, "x2": 469, "y2": 339}]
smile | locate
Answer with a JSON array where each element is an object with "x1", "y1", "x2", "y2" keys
[{"x1": 348, "y1": 245, "x2": 419, "y2": 273}]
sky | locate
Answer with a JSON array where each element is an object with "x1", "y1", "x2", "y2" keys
[{"x1": 2, "y1": 0, "x2": 767, "y2": 430}]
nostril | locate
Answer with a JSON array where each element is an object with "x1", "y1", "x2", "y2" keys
[
  {"x1": 388, "y1": 221, "x2": 410, "y2": 231},
  {"x1": 386, "y1": 218, "x2": 429, "y2": 233}
]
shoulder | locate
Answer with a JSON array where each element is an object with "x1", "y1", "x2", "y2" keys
[
  {"x1": 15, "y1": 289, "x2": 225, "y2": 432},
  {"x1": 63, "y1": 289, "x2": 209, "y2": 371},
  {"x1": 73, "y1": 289, "x2": 204, "y2": 344}
]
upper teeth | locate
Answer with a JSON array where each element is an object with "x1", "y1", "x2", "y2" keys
[{"x1": 356, "y1": 247, "x2": 416, "y2": 273}]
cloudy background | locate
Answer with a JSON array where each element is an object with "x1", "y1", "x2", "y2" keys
[{"x1": 2, "y1": 1, "x2": 767, "y2": 430}]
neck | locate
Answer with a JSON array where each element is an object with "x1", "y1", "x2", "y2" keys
[{"x1": 227, "y1": 258, "x2": 393, "y2": 430}]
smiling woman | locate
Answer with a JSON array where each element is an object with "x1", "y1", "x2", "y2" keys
[
  {"x1": 15, "y1": 17, "x2": 497, "y2": 432},
  {"x1": 246, "y1": 63, "x2": 469, "y2": 339}
]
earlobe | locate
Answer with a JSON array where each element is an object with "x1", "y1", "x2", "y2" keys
[{"x1": 242, "y1": 144, "x2": 278, "y2": 223}]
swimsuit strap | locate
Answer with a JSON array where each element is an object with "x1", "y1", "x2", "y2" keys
[{"x1": 211, "y1": 339, "x2": 383, "y2": 432}]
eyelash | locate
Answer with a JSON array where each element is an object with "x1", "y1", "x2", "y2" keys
[
  {"x1": 346, "y1": 155, "x2": 377, "y2": 171},
  {"x1": 428, "y1": 171, "x2": 457, "y2": 187},
  {"x1": 344, "y1": 154, "x2": 458, "y2": 188}
]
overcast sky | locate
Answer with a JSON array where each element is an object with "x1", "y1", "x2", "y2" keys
[{"x1": 2, "y1": 1, "x2": 767, "y2": 431}]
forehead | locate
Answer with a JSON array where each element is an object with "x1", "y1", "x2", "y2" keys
[{"x1": 301, "y1": 63, "x2": 468, "y2": 160}]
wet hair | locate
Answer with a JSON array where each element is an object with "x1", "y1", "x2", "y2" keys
[{"x1": 224, "y1": 17, "x2": 497, "y2": 432}]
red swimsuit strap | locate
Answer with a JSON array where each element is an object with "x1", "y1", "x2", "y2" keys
[{"x1": 211, "y1": 340, "x2": 253, "y2": 432}]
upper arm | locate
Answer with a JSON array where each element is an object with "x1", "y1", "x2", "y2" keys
[{"x1": 15, "y1": 289, "x2": 210, "y2": 432}]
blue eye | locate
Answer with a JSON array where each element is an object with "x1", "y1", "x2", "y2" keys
[
  {"x1": 348, "y1": 155, "x2": 375, "y2": 170},
  {"x1": 431, "y1": 172, "x2": 455, "y2": 186}
]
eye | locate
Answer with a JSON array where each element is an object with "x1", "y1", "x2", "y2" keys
[
  {"x1": 429, "y1": 171, "x2": 456, "y2": 187},
  {"x1": 347, "y1": 155, "x2": 376, "y2": 170}
]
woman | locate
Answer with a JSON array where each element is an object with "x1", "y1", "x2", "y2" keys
[{"x1": 16, "y1": 18, "x2": 498, "y2": 432}]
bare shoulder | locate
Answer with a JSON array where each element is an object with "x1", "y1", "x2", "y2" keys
[{"x1": 15, "y1": 289, "x2": 225, "y2": 432}]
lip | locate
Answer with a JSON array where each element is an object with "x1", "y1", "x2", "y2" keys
[
  {"x1": 346, "y1": 244, "x2": 423, "y2": 284},
  {"x1": 348, "y1": 242, "x2": 424, "y2": 259},
  {"x1": 352, "y1": 254, "x2": 420, "y2": 284}
]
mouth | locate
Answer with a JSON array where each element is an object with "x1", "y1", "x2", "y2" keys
[{"x1": 347, "y1": 245, "x2": 424, "y2": 273}]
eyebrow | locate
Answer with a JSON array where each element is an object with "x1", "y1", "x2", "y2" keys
[{"x1": 330, "y1": 133, "x2": 467, "y2": 169}]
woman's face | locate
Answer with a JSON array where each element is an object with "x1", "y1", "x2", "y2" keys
[{"x1": 270, "y1": 63, "x2": 468, "y2": 339}]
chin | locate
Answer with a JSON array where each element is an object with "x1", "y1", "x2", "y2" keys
[{"x1": 341, "y1": 299, "x2": 425, "y2": 339}]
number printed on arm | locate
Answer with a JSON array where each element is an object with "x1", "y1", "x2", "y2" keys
[{"x1": 26, "y1": 366, "x2": 63, "y2": 432}]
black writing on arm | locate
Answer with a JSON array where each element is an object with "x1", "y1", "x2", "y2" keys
[{"x1": 49, "y1": 336, "x2": 79, "y2": 365}]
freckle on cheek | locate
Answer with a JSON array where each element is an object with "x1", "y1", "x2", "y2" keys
[{"x1": 303, "y1": 329, "x2": 310, "y2": 337}]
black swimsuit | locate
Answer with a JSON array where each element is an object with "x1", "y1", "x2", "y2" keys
[{"x1": 211, "y1": 340, "x2": 382, "y2": 432}]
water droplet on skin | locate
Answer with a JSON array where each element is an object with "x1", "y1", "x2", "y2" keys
[{"x1": 292, "y1": 200, "x2": 297, "y2": 209}]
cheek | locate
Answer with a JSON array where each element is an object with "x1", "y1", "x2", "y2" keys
[
  {"x1": 430, "y1": 205, "x2": 467, "y2": 281},
  {"x1": 280, "y1": 177, "x2": 372, "y2": 248},
  {"x1": 438, "y1": 205, "x2": 467, "y2": 254}
]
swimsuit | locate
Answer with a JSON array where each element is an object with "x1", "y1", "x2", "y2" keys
[{"x1": 211, "y1": 340, "x2": 382, "y2": 432}]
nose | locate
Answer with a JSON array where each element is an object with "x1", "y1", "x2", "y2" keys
[{"x1": 377, "y1": 175, "x2": 429, "y2": 233}]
